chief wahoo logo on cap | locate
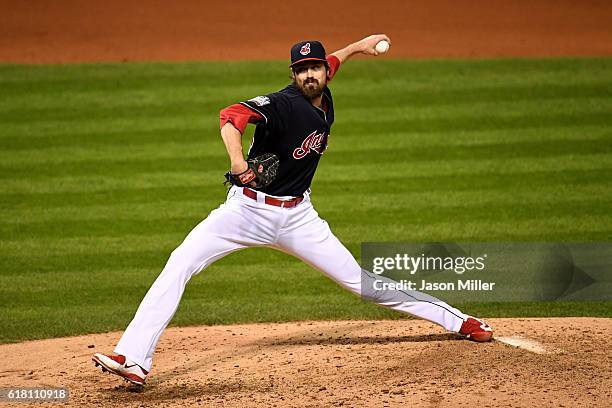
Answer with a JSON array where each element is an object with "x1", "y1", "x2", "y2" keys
[{"x1": 300, "y1": 43, "x2": 311, "y2": 56}]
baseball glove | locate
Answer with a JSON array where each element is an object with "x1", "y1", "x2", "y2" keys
[{"x1": 224, "y1": 153, "x2": 279, "y2": 189}]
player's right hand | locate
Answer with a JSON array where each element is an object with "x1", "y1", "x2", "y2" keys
[{"x1": 357, "y1": 34, "x2": 391, "y2": 56}]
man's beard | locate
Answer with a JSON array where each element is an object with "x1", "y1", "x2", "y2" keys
[{"x1": 298, "y1": 78, "x2": 325, "y2": 100}]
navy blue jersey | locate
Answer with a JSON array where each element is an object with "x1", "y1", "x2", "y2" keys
[{"x1": 241, "y1": 84, "x2": 334, "y2": 197}]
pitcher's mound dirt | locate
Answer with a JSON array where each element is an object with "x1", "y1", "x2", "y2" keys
[{"x1": 0, "y1": 318, "x2": 610, "y2": 407}]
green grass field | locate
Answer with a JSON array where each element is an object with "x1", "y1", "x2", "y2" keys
[{"x1": 1, "y1": 58, "x2": 611, "y2": 344}]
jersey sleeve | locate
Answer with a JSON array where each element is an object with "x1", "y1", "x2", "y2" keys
[
  {"x1": 239, "y1": 93, "x2": 290, "y2": 129},
  {"x1": 326, "y1": 55, "x2": 341, "y2": 81},
  {"x1": 219, "y1": 103, "x2": 263, "y2": 134}
]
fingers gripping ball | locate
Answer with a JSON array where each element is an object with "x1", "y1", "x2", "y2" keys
[
  {"x1": 375, "y1": 40, "x2": 390, "y2": 54},
  {"x1": 225, "y1": 153, "x2": 279, "y2": 189}
]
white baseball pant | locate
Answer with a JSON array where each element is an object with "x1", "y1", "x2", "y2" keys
[{"x1": 114, "y1": 186, "x2": 467, "y2": 371}]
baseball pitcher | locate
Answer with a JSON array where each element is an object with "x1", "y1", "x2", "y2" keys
[{"x1": 93, "y1": 34, "x2": 493, "y2": 386}]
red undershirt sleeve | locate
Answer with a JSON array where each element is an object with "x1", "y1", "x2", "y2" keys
[
  {"x1": 326, "y1": 55, "x2": 341, "y2": 81},
  {"x1": 219, "y1": 103, "x2": 264, "y2": 134}
]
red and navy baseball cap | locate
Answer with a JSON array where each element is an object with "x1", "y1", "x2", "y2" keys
[{"x1": 290, "y1": 40, "x2": 327, "y2": 67}]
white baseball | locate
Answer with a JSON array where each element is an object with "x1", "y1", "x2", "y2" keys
[{"x1": 375, "y1": 40, "x2": 390, "y2": 54}]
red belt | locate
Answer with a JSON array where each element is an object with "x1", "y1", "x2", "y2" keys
[{"x1": 242, "y1": 188, "x2": 303, "y2": 208}]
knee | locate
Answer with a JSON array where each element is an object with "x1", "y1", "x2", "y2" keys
[{"x1": 165, "y1": 245, "x2": 207, "y2": 278}]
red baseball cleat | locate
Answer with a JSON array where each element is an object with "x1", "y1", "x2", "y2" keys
[
  {"x1": 92, "y1": 353, "x2": 148, "y2": 386},
  {"x1": 459, "y1": 316, "x2": 493, "y2": 342}
]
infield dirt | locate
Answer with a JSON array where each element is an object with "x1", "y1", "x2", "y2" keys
[
  {"x1": 1, "y1": 0, "x2": 612, "y2": 63},
  {"x1": 1, "y1": 318, "x2": 611, "y2": 407}
]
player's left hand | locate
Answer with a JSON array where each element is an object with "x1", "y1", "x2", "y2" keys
[
  {"x1": 224, "y1": 153, "x2": 279, "y2": 189},
  {"x1": 357, "y1": 34, "x2": 391, "y2": 56}
]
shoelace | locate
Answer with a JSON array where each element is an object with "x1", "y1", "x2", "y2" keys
[{"x1": 461, "y1": 319, "x2": 484, "y2": 334}]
